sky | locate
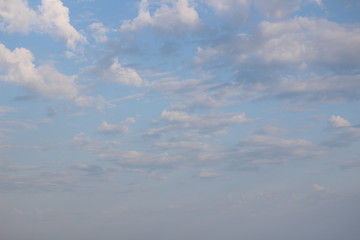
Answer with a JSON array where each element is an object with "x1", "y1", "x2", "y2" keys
[{"x1": 1, "y1": 0, "x2": 360, "y2": 239}]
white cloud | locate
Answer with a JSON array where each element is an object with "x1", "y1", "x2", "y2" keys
[
  {"x1": 204, "y1": 0, "x2": 249, "y2": 22},
  {"x1": 231, "y1": 135, "x2": 323, "y2": 168},
  {"x1": 96, "y1": 58, "x2": 143, "y2": 87},
  {"x1": 120, "y1": 0, "x2": 200, "y2": 35},
  {"x1": 195, "y1": 17, "x2": 360, "y2": 70},
  {"x1": 88, "y1": 22, "x2": 108, "y2": 43},
  {"x1": 0, "y1": 43, "x2": 104, "y2": 107},
  {"x1": 103, "y1": 58, "x2": 143, "y2": 87},
  {"x1": 254, "y1": 0, "x2": 302, "y2": 19},
  {"x1": 257, "y1": 17, "x2": 360, "y2": 67},
  {"x1": 0, "y1": 0, "x2": 37, "y2": 32},
  {"x1": 0, "y1": 0, "x2": 86, "y2": 49},
  {"x1": 329, "y1": 115, "x2": 352, "y2": 129},
  {"x1": 313, "y1": 184, "x2": 332, "y2": 193},
  {"x1": 151, "y1": 110, "x2": 252, "y2": 136},
  {"x1": 0, "y1": 43, "x2": 78, "y2": 100},
  {"x1": 97, "y1": 117, "x2": 136, "y2": 134}
]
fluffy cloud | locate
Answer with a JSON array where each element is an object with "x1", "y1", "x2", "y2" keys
[
  {"x1": 256, "y1": 17, "x2": 360, "y2": 68},
  {"x1": 254, "y1": 0, "x2": 302, "y2": 19},
  {"x1": 120, "y1": 0, "x2": 200, "y2": 35},
  {"x1": 88, "y1": 22, "x2": 108, "y2": 43},
  {"x1": 0, "y1": 43, "x2": 104, "y2": 107},
  {"x1": 193, "y1": 17, "x2": 360, "y2": 104},
  {"x1": 89, "y1": 57, "x2": 143, "y2": 87},
  {"x1": 204, "y1": 0, "x2": 249, "y2": 22},
  {"x1": 0, "y1": 0, "x2": 86, "y2": 49},
  {"x1": 196, "y1": 17, "x2": 360, "y2": 70},
  {"x1": 0, "y1": 43, "x2": 78, "y2": 100},
  {"x1": 97, "y1": 117, "x2": 136, "y2": 134},
  {"x1": 328, "y1": 115, "x2": 352, "y2": 129}
]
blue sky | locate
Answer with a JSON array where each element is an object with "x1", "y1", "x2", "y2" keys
[{"x1": 1, "y1": 0, "x2": 360, "y2": 239}]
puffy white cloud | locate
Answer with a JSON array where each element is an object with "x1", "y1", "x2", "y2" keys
[
  {"x1": 107, "y1": 58, "x2": 142, "y2": 86},
  {"x1": 257, "y1": 17, "x2": 360, "y2": 67},
  {"x1": 97, "y1": 117, "x2": 136, "y2": 134},
  {"x1": 0, "y1": 0, "x2": 86, "y2": 49},
  {"x1": 0, "y1": 43, "x2": 103, "y2": 107},
  {"x1": 120, "y1": 0, "x2": 200, "y2": 35},
  {"x1": 196, "y1": 17, "x2": 360, "y2": 69},
  {"x1": 91, "y1": 57, "x2": 143, "y2": 87},
  {"x1": 0, "y1": 0, "x2": 37, "y2": 32},
  {"x1": 328, "y1": 115, "x2": 352, "y2": 129},
  {"x1": 193, "y1": 17, "x2": 360, "y2": 104},
  {"x1": 88, "y1": 22, "x2": 108, "y2": 43},
  {"x1": 0, "y1": 43, "x2": 78, "y2": 100}
]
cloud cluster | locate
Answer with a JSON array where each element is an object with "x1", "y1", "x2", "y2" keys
[
  {"x1": 88, "y1": 22, "x2": 108, "y2": 43},
  {"x1": 0, "y1": 0, "x2": 86, "y2": 49},
  {"x1": 97, "y1": 117, "x2": 136, "y2": 134},
  {"x1": 231, "y1": 135, "x2": 323, "y2": 168},
  {"x1": 0, "y1": 43, "x2": 78, "y2": 100},
  {"x1": 146, "y1": 110, "x2": 252, "y2": 138},
  {"x1": 88, "y1": 57, "x2": 143, "y2": 87},
  {"x1": 120, "y1": 0, "x2": 200, "y2": 35}
]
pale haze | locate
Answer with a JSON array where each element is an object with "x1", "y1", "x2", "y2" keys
[{"x1": 1, "y1": 0, "x2": 360, "y2": 239}]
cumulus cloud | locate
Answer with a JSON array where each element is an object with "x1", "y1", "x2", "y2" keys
[
  {"x1": 97, "y1": 117, "x2": 136, "y2": 134},
  {"x1": 0, "y1": 43, "x2": 105, "y2": 107},
  {"x1": 196, "y1": 17, "x2": 360, "y2": 70},
  {"x1": 89, "y1": 57, "x2": 143, "y2": 87},
  {"x1": 193, "y1": 17, "x2": 360, "y2": 104},
  {"x1": 0, "y1": 0, "x2": 86, "y2": 49},
  {"x1": 254, "y1": 0, "x2": 302, "y2": 19},
  {"x1": 328, "y1": 115, "x2": 352, "y2": 129},
  {"x1": 256, "y1": 17, "x2": 360, "y2": 68},
  {"x1": 204, "y1": 0, "x2": 249, "y2": 23},
  {"x1": 0, "y1": 43, "x2": 77, "y2": 100},
  {"x1": 88, "y1": 22, "x2": 108, "y2": 43},
  {"x1": 120, "y1": 0, "x2": 200, "y2": 35}
]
